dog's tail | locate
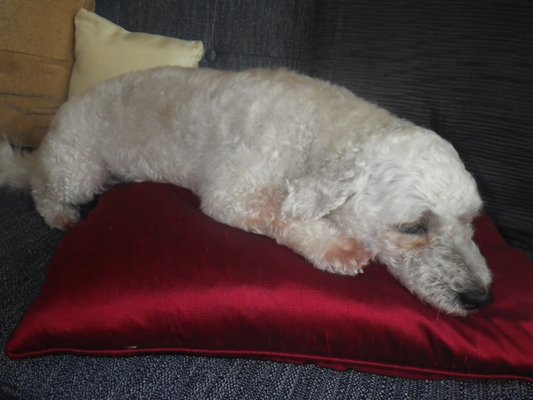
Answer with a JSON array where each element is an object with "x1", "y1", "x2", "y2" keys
[{"x1": 0, "y1": 137, "x2": 35, "y2": 190}]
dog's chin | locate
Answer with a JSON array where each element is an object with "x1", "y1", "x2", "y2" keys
[
  {"x1": 386, "y1": 268, "x2": 474, "y2": 316},
  {"x1": 412, "y1": 285, "x2": 492, "y2": 317},
  {"x1": 382, "y1": 255, "x2": 491, "y2": 317},
  {"x1": 423, "y1": 295, "x2": 470, "y2": 317}
]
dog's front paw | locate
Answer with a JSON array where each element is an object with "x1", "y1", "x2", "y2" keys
[
  {"x1": 276, "y1": 219, "x2": 371, "y2": 276},
  {"x1": 318, "y1": 238, "x2": 371, "y2": 276}
]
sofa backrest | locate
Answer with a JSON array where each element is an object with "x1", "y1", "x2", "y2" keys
[
  {"x1": 312, "y1": 0, "x2": 533, "y2": 252},
  {"x1": 96, "y1": 0, "x2": 316, "y2": 72},
  {"x1": 96, "y1": 0, "x2": 532, "y2": 253}
]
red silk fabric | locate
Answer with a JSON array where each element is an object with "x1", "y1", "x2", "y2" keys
[{"x1": 6, "y1": 182, "x2": 533, "y2": 381}]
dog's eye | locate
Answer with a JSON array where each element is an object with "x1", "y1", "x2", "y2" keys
[{"x1": 398, "y1": 223, "x2": 428, "y2": 236}]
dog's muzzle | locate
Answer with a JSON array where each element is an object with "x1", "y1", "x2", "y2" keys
[{"x1": 458, "y1": 287, "x2": 493, "y2": 311}]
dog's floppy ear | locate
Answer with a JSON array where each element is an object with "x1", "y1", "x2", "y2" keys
[{"x1": 282, "y1": 153, "x2": 359, "y2": 220}]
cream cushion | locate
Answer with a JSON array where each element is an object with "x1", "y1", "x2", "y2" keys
[{"x1": 68, "y1": 9, "x2": 204, "y2": 98}]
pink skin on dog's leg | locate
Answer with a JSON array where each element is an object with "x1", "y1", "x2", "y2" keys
[
  {"x1": 322, "y1": 237, "x2": 371, "y2": 275},
  {"x1": 235, "y1": 189, "x2": 371, "y2": 275}
]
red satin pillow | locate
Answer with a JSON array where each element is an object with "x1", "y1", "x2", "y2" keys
[{"x1": 6, "y1": 182, "x2": 533, "y2": 381}]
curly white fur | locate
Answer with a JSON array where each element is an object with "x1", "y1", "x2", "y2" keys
[{"x1": 0, "y1": 67, "x2": 492, "y2": 315}]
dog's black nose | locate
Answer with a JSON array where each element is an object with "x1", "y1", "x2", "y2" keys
[{"x1": 459, "y1": 288, "x2": 492, "y2": 310}]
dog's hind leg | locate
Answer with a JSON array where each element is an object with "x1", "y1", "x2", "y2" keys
[
  {"x1": 32, "y1": 186, "x2": 82, "y2": 230},
  {"x1": 31, "y1": 144, "x2": 109, "y2": 230}
]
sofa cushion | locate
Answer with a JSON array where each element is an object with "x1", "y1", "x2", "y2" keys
[
  {"x1": 311, "y1": 1, "x2": 533, "y2": 253},
  {"x1": 0, "y1": 0, "x2": 95, "y2": 147},
  {"x1": 68, "y1": 9, "x2": 204, "y2": 98},
  {"x1": 6, "y1": 182, "x2": 533, "y2": 382}
]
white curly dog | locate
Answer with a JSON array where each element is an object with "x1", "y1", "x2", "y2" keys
[{"x1": 0, "y1": 67, "x2": 492, "y2": 315}]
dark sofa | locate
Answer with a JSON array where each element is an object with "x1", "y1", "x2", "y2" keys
[{"x1": 1, "y1": 1, "x2": 532, "y2": 398}]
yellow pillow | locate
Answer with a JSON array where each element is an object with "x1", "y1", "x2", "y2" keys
[
  {"x1": 68, "y1": 9, "x2": 205, "y2": 98},
  {"x1": 0, "y1": 0, "x2": 95, "y2": 147}
]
